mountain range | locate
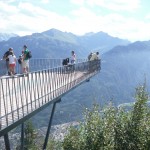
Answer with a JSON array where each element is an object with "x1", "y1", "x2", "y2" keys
[
  {"x1": 45, "y1": 39, "x2": 150, "y2": 126},
  {"x1": 1, "y1": 29, "x2": 150, "y2": 127},
  {"x1": 0, "y1": 28, "x2": 129, "y2": 59},
  {"x1": 0, "y1": 33, "x2": 18, "y2": 42}
]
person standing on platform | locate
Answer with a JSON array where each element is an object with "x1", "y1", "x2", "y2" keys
[
  {"x1": 22, "y1": 45, "x2": 30, "y2": 73},
  {"x1": 8, "y1": 51, "x2": 16, "y2": 76},
  {"x1": 88, "y1": 51, "x2": 100, "y2": 72},
  {"x1": 3, "y1": 47, "x2": 13, "y2": 75},
  {"x1": 71, "y1": 50, "x2": 76, "y2": 64},
  {"x1": 70, "y1": 50, "x2": 76, "y2": 71}
]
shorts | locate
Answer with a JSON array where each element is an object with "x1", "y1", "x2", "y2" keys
[
  {"x1": 71, "y1": 60, "x2": 75, "y2": 64},
  {"x1": 9, "y1": 64, "x2": 15, "y2": 67},
  {"x1": 22, "y1": 60, "x2": 29, "y2": 68}
]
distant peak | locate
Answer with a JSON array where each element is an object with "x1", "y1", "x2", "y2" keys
[
  {"x1": 42, "y1": 28, "x2": 63, "y2": 35},
  {"x1": 84, "y1": 31, "x2": 109, "y2": 36},
  {"x1": 0, "y1": 33, "x2": 18, "y2": 41},
  {"x1": 84, "y1": 32, "x2": 95, "y2": 36}
]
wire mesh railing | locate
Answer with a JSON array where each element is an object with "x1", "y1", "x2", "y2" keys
[{"x1": 0, "y1": 59, "x2": 100, "y2": 133}]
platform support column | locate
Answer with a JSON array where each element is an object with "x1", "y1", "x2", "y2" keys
[
  {"x1": 4, "y1": 133, "x2": 10, "y2": 150},
  {"x1": 21, "y1": 123, "x2": 24, "y2": 150},
  {"x1": 43, "y1": 99, "x2": 61, "y2": 150}
]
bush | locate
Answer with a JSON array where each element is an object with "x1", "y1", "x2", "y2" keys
[
  {"x1": 62, "y1": 85, "x2": 150, "y2": 150},
  {"x1": 47, "y1": 137, "x2": 62, "y2": 150}
]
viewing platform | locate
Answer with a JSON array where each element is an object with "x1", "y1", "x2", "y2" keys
[{"x1": 0, "y1": 58, "x2": 101, "y2": 149}]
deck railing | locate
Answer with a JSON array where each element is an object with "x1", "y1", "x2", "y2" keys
[
  {"x1": 0, "y1": 59, "x2": 100, "y2": 133},
  {"x1": 0, "y1": 58, "x2": 87, "y2": 76}
]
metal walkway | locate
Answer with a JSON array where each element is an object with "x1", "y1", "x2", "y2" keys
[{"x1": 0, "y1": 58, "x2": 100, "y2": 149}]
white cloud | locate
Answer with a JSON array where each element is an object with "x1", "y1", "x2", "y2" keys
[
  {"x1": 102, "y1": 16, "x2": 149, "y2": 41},
  {"x1": 145, "y1": 13, "x2": 150, "y2": 20},
  {"x1": 0, "y1": 0, "x2": 16, "y2": 3},
  {"x1": 69, "y1": 7, "x2": 103, "y2": 33},
  {"x1": 41, "y1": 0, "x2": 50, "y2": 4},
  {"x1": 68, "y1": 7, "x2": 150, "y2": 41},
  {"x1": 86, "y1": 0, "x2": 141, "y2": 12},
  {"x1": 71, "y1": 0, "x2": 141, "y2": 11},
  {"x1": 70, "y1": 0, "x2": 85, "y2": 5},
  {"x1": 0, "y1": 1, "x2": 71, "y2": 35},
  {"x1": 0, "y1": 0, "x2": 150, "y2": 41}
]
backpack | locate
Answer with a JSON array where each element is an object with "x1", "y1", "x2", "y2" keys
[
  {"x1": 88, "y1": 53, "x2": 92, "y2": 61},
  {"x1": 62, "y1": 58, "x2": 69, "y2": 66},
  {"x1": 18, "y1": 58, "x2": 22, "y2": 64},
  {"x1": 3, "y1": 51, "x2": 10, "y2": 61},
  {"x1": 26, "y1": 51, "x2": 32, "y2": 59}
]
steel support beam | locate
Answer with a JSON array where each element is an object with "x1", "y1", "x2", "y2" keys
[
  {"x1": 4, "y1": 133, "x2": 10, "y2": 150},
  {"x1": 86, "y1": 79, "x2": 90, "y2": 82},
  {"x1": 43, "y1": 99, "x2": 61, "y2": 150},
  {"x1": 21, "y1": 123, "x2": 24, "y2": 150}
]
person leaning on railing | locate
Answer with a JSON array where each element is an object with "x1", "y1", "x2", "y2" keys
[
  {"x1": 89, "y1": 52, "x2": 100, "y2": 61},
  {"x1": 88, "y1": 52, "x2": 100, "y2": 72}
]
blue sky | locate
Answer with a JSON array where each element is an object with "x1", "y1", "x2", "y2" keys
[{"x1": 0, "y1": 0, "x2": 150, "y2": 42}]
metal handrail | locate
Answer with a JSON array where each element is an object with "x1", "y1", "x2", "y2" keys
[
  {"x1": 0, "y1": 58, "x2": 87, "y2": 76},
  {"x1": 0, "y1": 59, "x2": 100, "y2": 133}
]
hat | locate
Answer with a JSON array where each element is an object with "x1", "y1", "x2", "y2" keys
[
  {"x1": 9, "y1": 47, "x2": 13, "y2": 51},
  {"x1": 23, "y1": 45, "x2": 27, "y2": 48}
]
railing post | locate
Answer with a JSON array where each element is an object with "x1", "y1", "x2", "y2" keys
[
  {"x1": 4, "y1": 133, "x2": 10, "y2": 150},
  {"x1": 43, "y1": 99, "x2": 61, "y2": 150},
  {"x1": 21, "y1": 123, "x2": 24, "y2": 150}
]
